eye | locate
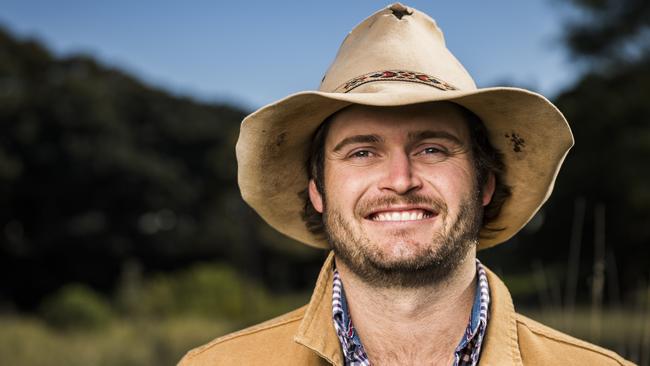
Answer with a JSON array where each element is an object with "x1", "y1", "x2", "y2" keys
[
  {"x1": 349, "y1": 150, "x2": 374, "y2": 159},
  {"x1": 418, "y1": 146, "x2": 445, "y2": 155}
]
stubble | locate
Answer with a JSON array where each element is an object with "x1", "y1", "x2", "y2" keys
[{"x1": 324, "y1": 192, "x2": 483, "y2": 288}]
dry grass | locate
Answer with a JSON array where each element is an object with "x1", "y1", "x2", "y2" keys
[
  {"x1": 521, "y1": 307, "x2": 650, "y2": 364},
  {"x1": 0, "y1": 315, "x2": 232, "y2": 366},
  {"x1": 2, "y1": 307, "x2": 647, "y2": 365}
]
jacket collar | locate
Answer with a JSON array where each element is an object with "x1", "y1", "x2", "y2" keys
[
  {"x1": 480, "y1": 267, "x2": 524, "y2": 365},
  {"x1": 294, "y1": 251, "x2": 523, "y2": 366},
  {"x1": 294, "y1": 251, "x2": 344, "y2": 366}
]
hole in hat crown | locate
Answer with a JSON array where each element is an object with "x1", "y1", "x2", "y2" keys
[{"x1": 389, "y1": 2, "x2": 413, "y2": 19}]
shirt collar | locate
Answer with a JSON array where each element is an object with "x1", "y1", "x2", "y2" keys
[{"x1": 332, "y1": 259, "x2": 490, "y2": 365}]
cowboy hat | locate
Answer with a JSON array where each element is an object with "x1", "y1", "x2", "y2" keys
[{"x1": 235, "y1": 3, "x2": 573, "y2": 250}]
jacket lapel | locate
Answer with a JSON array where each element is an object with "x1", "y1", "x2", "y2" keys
[
  {"x1": 479, "y1": 267, "x2": 524, "y2": 366},
  {"x1": 294, "y1": 251, "x2": 344, "y2": 366}
]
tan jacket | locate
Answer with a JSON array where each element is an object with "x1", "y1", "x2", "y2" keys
[{"x1": 179, "y1": 253, "x2": 633, "y2": 365}]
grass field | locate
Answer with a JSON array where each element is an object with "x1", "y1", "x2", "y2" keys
[
  {"x1": 522, "y1": 307, "x2": 649, "y2": 364},
  {"x1": 2, "y1": 259, "x2": 647, "y2": 365},
  {"x1": 0, "y1": 315, "x2": 233, "y2": 366},
  {"x1": 0, "y1": 307, "x2": 647, "y2": 365}
]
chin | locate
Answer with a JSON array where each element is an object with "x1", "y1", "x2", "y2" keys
[{"x1": 372, "y1": 239, "x2": 439, "y2": 264}]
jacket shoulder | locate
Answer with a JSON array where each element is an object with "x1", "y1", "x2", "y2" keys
[
  {"x1": 515, "y1": 313, "x2": 633, "y2": 365},
  {"x1": 178, "y1": 305, "x2": 317, "y2": 366}
]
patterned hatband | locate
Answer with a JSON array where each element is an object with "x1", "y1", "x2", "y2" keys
[{"x1": 333, "y1": 70, "x2": 458, "y2": 93}]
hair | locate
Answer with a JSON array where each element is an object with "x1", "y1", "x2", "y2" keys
[{"x1": 299, "y1": 103, "x2": 512, "y2": 240}]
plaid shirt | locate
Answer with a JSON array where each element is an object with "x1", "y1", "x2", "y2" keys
[{"x1": 332, "y1": 260, "x2": 490, "y2": 366}]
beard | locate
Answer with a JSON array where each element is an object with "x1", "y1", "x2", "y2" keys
[{"x1": 323, "y1": 191, "x2": 483, "y2": 289}]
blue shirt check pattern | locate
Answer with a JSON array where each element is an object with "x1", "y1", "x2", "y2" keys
[{"x1": 332, "y1": 260, "x2": 490, "y2": 366}]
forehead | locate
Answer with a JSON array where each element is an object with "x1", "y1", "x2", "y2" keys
[{"x1": 325, "y1": 102, "x2": 470, "y2": 146}]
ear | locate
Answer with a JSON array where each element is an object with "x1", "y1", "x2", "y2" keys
[
  {"x1": 481, "y1": 173, "x2": 496, "y2": 207},
  {"x1": 308, "y1": 179, "x2": 324, "y2": 213}
]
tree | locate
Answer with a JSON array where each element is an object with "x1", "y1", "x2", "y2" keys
[
  {"x1": 0, "y1": 27, "x2": 261, "y2": 309},
  {"x1": 563, "y1": 0, "x2": 650, "y2": 63}
]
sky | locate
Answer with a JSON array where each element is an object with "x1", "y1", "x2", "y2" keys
[{"x1": 0, "y1": 0, "x2": 580, "y2": 111}]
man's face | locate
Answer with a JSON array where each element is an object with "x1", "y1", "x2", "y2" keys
[{"x1": 308, "y1": 102, "x2": 495, "y2": 288}]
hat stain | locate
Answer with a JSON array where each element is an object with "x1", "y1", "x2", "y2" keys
[
  {"x1": 505, "y1": 132, "x2": 526, "y2": 153},
  {"x1": 275, "y1": 132, "x2": 287, "y2": 147}
]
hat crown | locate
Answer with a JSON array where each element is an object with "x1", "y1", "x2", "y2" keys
[{"x1": 319, "y1": 3, "x2": 477, "y2": 93}]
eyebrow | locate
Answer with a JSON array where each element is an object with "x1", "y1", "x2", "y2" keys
[
  {"x1": 332, "y1": 134, "x2": 383, "y2": 152},
  {"x1": 331, "y1": 130, "x2": 463, "y2": 152},
  {"x1": 407, "y1": 130, "x2": 463, "y2": 146}
]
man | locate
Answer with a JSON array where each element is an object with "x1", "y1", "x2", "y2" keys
[{"x1": 180, "y1": 3, "x2": 632, "y2": 365}]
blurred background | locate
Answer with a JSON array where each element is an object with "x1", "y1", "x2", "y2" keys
[{"x1": 1, "y1": 0, "x2": 649, "y2": 364}]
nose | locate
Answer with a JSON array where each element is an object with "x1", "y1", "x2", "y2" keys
[{"x1": 378, "y1": 152, "x2": 422, "y2": 194}]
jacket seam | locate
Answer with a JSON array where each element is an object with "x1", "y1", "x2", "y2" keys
[
  {"x1": 516, "y1": 319, "x2": 627, "y2": 365},
  {"x1": 185, "y1": 313, "x2": 305, "y2": 358}
]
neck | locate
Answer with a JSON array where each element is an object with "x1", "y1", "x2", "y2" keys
[{"x1": 335, "y1": 248, "x2": 477, "y2": 365}]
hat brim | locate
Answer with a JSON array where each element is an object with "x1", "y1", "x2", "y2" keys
[{"x1": 236, "y1": 86, "x2": 573, "y2": 250}]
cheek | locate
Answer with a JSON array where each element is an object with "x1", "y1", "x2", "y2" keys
[
  {"x1": 420, "y1": 161, "x2": 477, "y2": 198},
  {"x1": 325, "y1": 167, "x2": 373, "y2": 209}
]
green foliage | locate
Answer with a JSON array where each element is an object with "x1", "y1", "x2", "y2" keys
[
  {"x1": 0, "y1": 260, "x2": 310, "y2": 366},
  {"x1": 39, "y1": 284, "x2": 112, "y2": 330},
  {"x1": 0, "y1": 315, "x2": 230, "y2": 366},
  {"x1": 173, "y1": 264, "x2": 257, "y2": 318},
  {"x1": 116, "y1": 261, "x2": 309, "y2": 326},
  {"x1": 0, "y1": 25, "x2": 323, "y2": 310}
]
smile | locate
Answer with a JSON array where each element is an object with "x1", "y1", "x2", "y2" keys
[{"x1": 368, "y1": 209, "x2": 436, "y2": 222}]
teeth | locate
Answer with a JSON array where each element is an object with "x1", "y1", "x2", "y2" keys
[{"x1": 372, "y1": 210, "x2": 432, "y2": 222}]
